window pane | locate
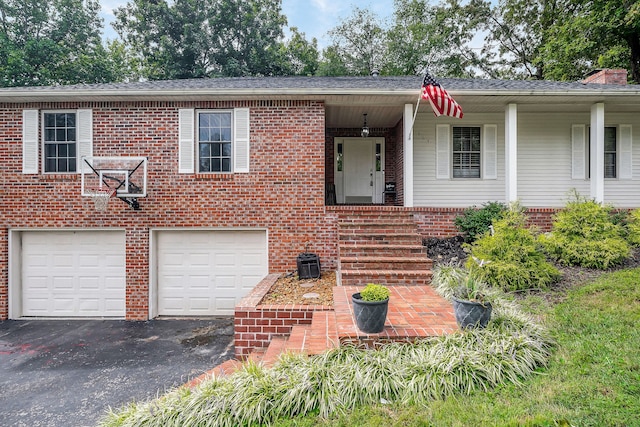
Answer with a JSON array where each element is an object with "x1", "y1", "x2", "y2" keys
[
  {"x1": 69, "y1": 158, "x2": 76, "y2": 172},
  {"x1": 58, "y1": 159, "x2": 67, "y2": 172},
  {"x1": 212, "y1": 158, "x2": 221, "y2": 172},
  {"x1": 222, "y1": 158, "x2": 231, "y2": 172},
  {"x1": 200, "y1": 143, "x2": 211, "y2": 158},
  {"x1": 212, "y1": 143, "x2": 221, "y2": 157},
  {"x1": 65, "y1": 113, "x2": 75, "y2": 127},
  {"x1": 200, "y1": 158, "x2": 210, "y2": 172},
  {"x1": 222, "y1": 143, "x2": 231, "y2": 157},
  {"x1": 210, "y1": 113, "x2": 221, "y2": 127},
  {"x1": 59, "y1": 144, "x2": 68, "y2": 157},
  {"x1": 199, "y1": 128, "x2": 209, "y2": 142},
  {"x1": 56, "y1": 129, "x2": 66, "y2": 141},
  {"x1": 221, "y1": 127, "x2": 231, "y2": 141},
  {"x1": 211, "y1": 129, "x2": 222, "y2": 141},
  {"x1": 220, "y1": 113, "x2": 231, "y2": 127},
  {"x1": 45, "y1": 158, "x2": 56, "y2": 172},
  {"x1": 69, "y1": 144, "x2": 76, "y2": 157},
  {"x1": 199, "y1": 113, "x2": 210, "y2": 127},
  {"x1": 45, "y1": 114, "x2": 55, "y2": 127},
  {"x1": 45, "y1": 144, "x2": 56, "y2": 157}
]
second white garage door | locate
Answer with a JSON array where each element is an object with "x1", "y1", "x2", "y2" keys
[{"x1": 157, "y1": 230, "x2": 268, "y2": 316}]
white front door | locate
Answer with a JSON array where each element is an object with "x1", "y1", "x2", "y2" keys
[{"x1": 335, "y1": 138, "x2": 384, "y2": 204}]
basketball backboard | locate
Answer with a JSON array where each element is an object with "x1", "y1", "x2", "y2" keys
[{"x1": 81, "y1": 157, "x2": 147, "y2": 209}]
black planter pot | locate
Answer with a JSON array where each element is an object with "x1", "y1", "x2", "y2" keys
[
  {"x1": 352, "y1": 292, "x2": 389, "y2": 334},
  {"x1": 452, "y1": 298, "x2": 492, "y2": 329}
]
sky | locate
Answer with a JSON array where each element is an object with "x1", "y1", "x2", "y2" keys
[{"x1": 99, "y1": 0, "x2": 395, "y2": 48}]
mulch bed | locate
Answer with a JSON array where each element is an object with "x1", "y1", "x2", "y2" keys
[{"x1": 260, "y1": 271, "x2": 335, "y2": 306}]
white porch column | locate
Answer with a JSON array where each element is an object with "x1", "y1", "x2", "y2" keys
[
  {"x1": 590, "y1": 103, "x2": 605, "y2": 203},
  {"x1": 403, "y1": 103, "x2": 414, "y2": 207},
  {"x1": 505, "y1": 103, "x2": 518, "y2": 203}
]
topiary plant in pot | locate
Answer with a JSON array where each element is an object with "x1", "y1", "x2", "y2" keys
[
  {"x1": 452, "y1": 275, "x2": 492, "y2": 329},
  {"x1": 352, "y1": 283, "x2": 390, "y2": 334}
]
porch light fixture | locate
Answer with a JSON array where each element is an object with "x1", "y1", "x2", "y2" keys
[{"x1": 361, "y1": 113, "x2": 370, "y2": 138}]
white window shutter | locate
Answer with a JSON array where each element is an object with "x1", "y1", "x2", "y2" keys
[
  {"x1": 22, "y1": 109, "x2": 39, "y2": 174},
  {"x1": 571, "y1": 125, "x2": 586, "y2": 179},
  {"x1": 178, "y1": 109, "x2": 195, "y2": 173},
  {"x1": 77, "y1": 109, "x2": 93, "y2": 170},
  {"x1": 619, "y1": 125, "x2": 632, "y2": 180},
  {"x1": 483, "y1": 124, "x2": 497, "y2": 179},
  {"x1": 436, "y1": 124, "x2": 450, "y2": 179},
  {"x1": 234, "y1": 108, "x2": 250, "y2": 173}
]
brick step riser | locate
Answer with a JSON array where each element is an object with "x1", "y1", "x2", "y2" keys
[
  {"x1": 340, "y1": 274, "x2": 432, "y2": 286},
  {"x1": 337, "y1": 214, "x2": 414, "y2": 221},
  {"x1": 340, "y1": 260, "x2": 432, "y2": 271},
  {"x1": 339, "y1": 247, "x2": 428, "y2": 257},
  {"x1": 339, "y1": 236, "x2": 423, "y2": 246},
  {"x1": 338, "y1": 226, "x2": 418, "y2": 234}
]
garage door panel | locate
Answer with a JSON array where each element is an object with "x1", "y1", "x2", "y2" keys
[
  {"x1": 158, "y1": 230, "x2": 267, "y2": 316},
  {"x1": 22, "y1": 231, "x2": 126, "y2": 317}
]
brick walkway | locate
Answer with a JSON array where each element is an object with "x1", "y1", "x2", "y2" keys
[{"x1": 187, "y1": 284, "x2": 458, "y2": 386}]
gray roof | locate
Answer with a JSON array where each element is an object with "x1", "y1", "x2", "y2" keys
[{"x1": 1, "y1": 75, "x2": 639, "y2": 102}]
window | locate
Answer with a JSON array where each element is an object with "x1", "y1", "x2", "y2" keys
[
  {"x1": 587, "y1": 126, "x2": 617, "y2": 179},
  {"x1": 198, "y1": 111, "x2": 232, "y2": 173},
  {"x1": 604, "y1": 127, "x2": 617, "y2": 178},
  {"x1": 452, "y1": 126, "x2": 481, "y2": 178},
  {"x1": 43, "y1": 112, "x2": 77, "y2": 173}
]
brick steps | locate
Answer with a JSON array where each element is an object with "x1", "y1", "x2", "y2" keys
[
  {"x1": 340, "y1": 269, "x2": 432, "y2": 286},
  {"x1": 340, "y1": 256, "x2": 432, "y2": 271},
  {"x1": 337, "y1": 211, "x2": 432, "y2": 287},
  {"x1": 338, "y1": 243, "x2": 427, "y2": 257},
  {"x1": 250, "y1": 311, "x2": 339, "y2": 367}
]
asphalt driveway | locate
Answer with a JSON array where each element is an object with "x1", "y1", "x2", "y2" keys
[{"x1": 0, "y1": 318, "x2": 235, "y2": 427}]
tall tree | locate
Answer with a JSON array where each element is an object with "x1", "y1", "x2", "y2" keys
[
  {"x1": 113, "y1": 0, "x2": 290, "y2": 79},
  {"x1": 384, "y1": 0, "x2": 489, "y2": 77},
  {"x1": 280, "y1": 27, "x2": 319, "y2": 76},
  {"x1": 0, "y1": 0, "x2": 119, "y2": 86},
  {"x1": 539, "y1": 0, "x2": 640, "y2": 83},
  {"x1": 318, "y1": 7, "x2": 387, "y2": 76}
]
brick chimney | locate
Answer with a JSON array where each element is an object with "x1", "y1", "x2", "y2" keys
[{"x1": 582, "y1": 69, "x2": 628, "y2": 85}]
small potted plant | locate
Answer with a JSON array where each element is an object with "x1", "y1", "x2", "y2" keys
[
  {"x1": 452, "y1": 275, "x2": 492, "y2": 329},
  {"x1": 352, "y1": 283, "x2": 390, "y2": 334}
]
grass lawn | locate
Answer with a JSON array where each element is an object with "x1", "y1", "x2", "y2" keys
[{"x1": 274, "y1": 268, "x2": 640, "y2": 427}]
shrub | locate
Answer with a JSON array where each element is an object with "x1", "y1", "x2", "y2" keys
[
  {"x1": 625, "y1": 209, "x2": 640, "y2": 246},
  {"x1": 454, "y1": 201, "x2": 507, "y2": 242},
  {"x1": 466, "y1": 205, "x2": 561, "y2": 291},
  {"x1": 539, "y1": 194, "x2": 630, "y2": 269},
  {"x1": 359, "y1": 283, "x2": 390, "y2": 301}
]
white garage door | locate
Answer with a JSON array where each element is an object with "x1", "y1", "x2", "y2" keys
[
  {"x1": 21, "y1": 231, "x2": 126, "y2": 317},
  {"x1": 157, "y1": 230, "x2": 267, "y2": 316}
]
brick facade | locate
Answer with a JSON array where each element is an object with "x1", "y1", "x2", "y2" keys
[{"x1": 0, "y1": 100, "x2": 336, "y2": 320}]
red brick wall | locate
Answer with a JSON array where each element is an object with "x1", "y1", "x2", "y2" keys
[
  {"x1": 234, "y1": 274, "x2": 331, "y2": 359},
  {"x1": 0, "y1": 100, "x2": 336, "y2": 320}
]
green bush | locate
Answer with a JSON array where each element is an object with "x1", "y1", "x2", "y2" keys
[
  {"x1": 625, "y1": 209, "x2": 640, "y2": 246},
  {"x1": 539, "y1": 194, "x2": 630, "y2": 269},
  {"x1": 359, "y1": 283, "x2": 390, "y2": 301},
  {"x1": 454, "y1": 201, "x2": 507, "y2": 242},
  {"x1": 466, "y1": 206, "x2": 561, "y2": 291}
]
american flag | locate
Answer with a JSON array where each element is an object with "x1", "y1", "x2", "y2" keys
[{"x1": 421, "y1": 72, "x2": 463, "y2": 119}]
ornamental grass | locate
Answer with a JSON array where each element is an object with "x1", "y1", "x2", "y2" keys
[{"x1": 99, "y1": 275, "x2": 552, "y2": 427}]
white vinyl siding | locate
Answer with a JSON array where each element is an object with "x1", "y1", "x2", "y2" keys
[
  {"x1": 414, "y1": 113, "x2": 505, "y2": 207},
  {"x1": 571, "y1": 125, "x2": 586, "y2": 179}
]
